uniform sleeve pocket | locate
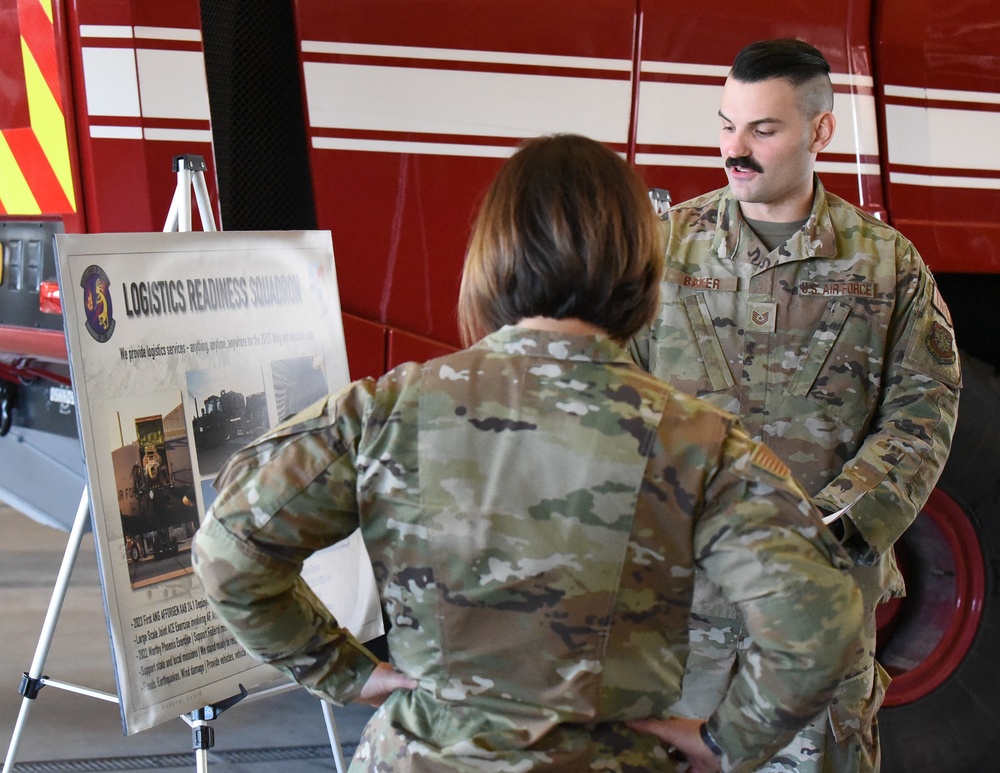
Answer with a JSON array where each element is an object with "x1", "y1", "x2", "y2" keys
[
  {"x1": 788, "y1": 300, "x2": 852, "y2": 397},
  {"x1": 902, "y1": 307, "x2": 962, "y2": 388},
  {"x1": 828, "y1": 661, "x2": 889, "y2": 743}
]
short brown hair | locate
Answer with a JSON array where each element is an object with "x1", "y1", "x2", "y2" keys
[{"x1": 458, "y1": 134, "x2": 663, "y2": 345}]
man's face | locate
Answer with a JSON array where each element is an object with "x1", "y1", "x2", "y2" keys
[{"x1": 718, "y1": 76, "x2": 825, "y2": 221}]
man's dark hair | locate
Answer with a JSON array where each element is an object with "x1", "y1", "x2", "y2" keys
[
  {"x1": 730, "y1": 39, "x2": 834, "y2": 114},
  {"x1": 731, "y1": 39, "x2": 830, "y2": 84}
]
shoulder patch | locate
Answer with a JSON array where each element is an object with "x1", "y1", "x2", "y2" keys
[
  {"x1": 925, "y1": 321, "x2": 958, "y2": 367},
  {"x1": 749, "y1": 443, "x2": 790, "y2": 480},
  {"x1": 904, "y1": 311, "x2": 962, "y2": 387}
]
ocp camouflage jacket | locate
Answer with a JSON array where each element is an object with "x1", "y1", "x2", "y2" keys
[
  {"x1": 631, "y1": 179, "x2": 961, "y2": 602},
  {"x1": 194, "y1": 326, "x2": 862, "y2": 772}
]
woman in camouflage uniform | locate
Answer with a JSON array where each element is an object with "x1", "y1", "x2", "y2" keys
[{"x1": 192, "y1": 134, "x2": 862, "y2": 773}]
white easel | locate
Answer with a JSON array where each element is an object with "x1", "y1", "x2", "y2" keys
[
  {"x1": 3, "y1": 490, "x2": 104, "y2": 773},
  {"x1": 2, "y1": 155, "x2": 349, "y2": 773},
  {"x1": 162, "y1": 153, "x2": 217, "y2": 234}
]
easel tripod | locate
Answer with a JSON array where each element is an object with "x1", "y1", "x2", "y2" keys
[
  {"x1": 163, "y1": 154, "x2": 217, "y2": 233},
  {"x1": 3, "y1": 491, "x2": 108, "y2": 773},
  {"x1": 3, "y1": 155, "x2": 349, "y2": 772}
]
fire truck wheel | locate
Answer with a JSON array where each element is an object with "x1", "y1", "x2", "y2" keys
[{"x1": 879, "y1": 352, "x2": 1000, "y2": 772}]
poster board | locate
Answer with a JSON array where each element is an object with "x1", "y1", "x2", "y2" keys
[{"x1": 55, "y1": 230, "x2": 383, "y2": 735}]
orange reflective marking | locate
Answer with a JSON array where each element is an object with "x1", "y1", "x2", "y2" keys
[
  {"x1": 0, "y1": 2, "x2": 30, "y2": 129},
  {"x1": 19, "y1": 0, "x2": 61, "y2": 109},
  {"x1": 0, "y1": 0, "x2": 76, "y2": 214},
  {"x1": 4, "y1": 126, "x2": 71, "y2": 212}
]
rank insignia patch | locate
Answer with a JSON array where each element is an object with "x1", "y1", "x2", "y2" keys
[{"x1": 747, "y1": 302, "x2": 777, "y2": 333}]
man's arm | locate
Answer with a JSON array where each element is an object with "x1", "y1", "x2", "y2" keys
[{"x1": 813, "y1": 250, "x2": 961, "y2": 561}]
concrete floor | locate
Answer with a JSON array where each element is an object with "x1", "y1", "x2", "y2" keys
[{"x1": 0, "y1": 504, "x2": 375, "y2": 772}]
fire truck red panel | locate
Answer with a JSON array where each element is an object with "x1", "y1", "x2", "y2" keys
[
  {"x1": 342, "y1": 312, "x2": 387, "y2": 382},
  {"x1": 875, "y1": 0, "x2": 1000, "y2": 273},
  {"x1": 293, "y1": 0, "x2": 636, "y2": 347},
  {"x1": 387, "y1": 327, "x2": 459, "y2": 373},
  {"x1": 293, "y1": 1, "x2": 634, "y2": 59},
  {"x1": 63, "y1": 0, "x2": 219, "y2": 233},
  {"x1": 0, "y1": 3, "x2": 30, "y2": 131}
]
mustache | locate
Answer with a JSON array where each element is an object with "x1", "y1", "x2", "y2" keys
[{"x1": 726, "y1": 156, "x2": 764, "y2": 173}]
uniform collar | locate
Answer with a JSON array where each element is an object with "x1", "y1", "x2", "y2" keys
[
  {"x1": 713, "y1": 175, "x2": 838, "y2": 266},
  {"x1": 474, "y1": 325, "x2": 633, "y2": 364}
]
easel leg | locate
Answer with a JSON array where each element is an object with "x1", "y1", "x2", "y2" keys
[
  {"x1": 180, "y1": 685, "x2": 248, "y2": 772},
  {"x1": 191, "y1": 719, "x2": 213, "y2": 773},
  {"x1": 2, "y1": 488, "x2": 90, "y2": 773},
  {"x1": 163, "y1": 155, "x2": 215, "y2": 233},
  {"x1": 321, "y1": 701, "x2": 348, "y2": 773},
  {"x1": 191, "y1": 171, "x2": 217, "y2": 232}
]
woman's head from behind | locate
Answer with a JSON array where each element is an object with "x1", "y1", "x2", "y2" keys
[{"x1": 458, "y1": 134, "x2": 663, "y2": 345}]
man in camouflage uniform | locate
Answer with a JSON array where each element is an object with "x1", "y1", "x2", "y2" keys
[
  {"x1": 194, "y1": 135, "x2": 863, "y2": 772},
  {"x1": 630, "y1": 39, "x2": 962, "y2": 773}
]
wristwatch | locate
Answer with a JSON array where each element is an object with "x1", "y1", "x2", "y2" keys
[{"x1": 700, "y1": 721, "x2": 724, "y2": 759}]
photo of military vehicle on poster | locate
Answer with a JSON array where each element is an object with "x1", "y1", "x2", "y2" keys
[
  {"x1": 109, "y1": 391, "x2": 198, "y2": 590},
  {"x1": 191, "y1": 355, "x2": 332, "y2": 518},
  {"x1": 186, "y1": 365, "x2": 270, "y2": 478}
]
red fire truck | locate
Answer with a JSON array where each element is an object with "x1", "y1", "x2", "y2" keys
[{"x1": 1, "y1": 1, "x2": 997, "y2": 770}]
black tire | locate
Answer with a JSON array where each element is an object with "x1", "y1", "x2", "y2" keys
[{"x1": 880, "y1": 352, "x2": 1000, "y2": 772}]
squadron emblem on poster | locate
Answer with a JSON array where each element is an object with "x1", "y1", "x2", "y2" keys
[{"x1": 80, "y1": 264, "x2": 115, "y2": 343}]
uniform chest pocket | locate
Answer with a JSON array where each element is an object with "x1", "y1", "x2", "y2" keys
[
  {"x1": 787, "y1": 299, "x2": 853, "y2": 397},
  {"x1": 683, "y1": 294, "x2": 735, "y2": 392}
]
